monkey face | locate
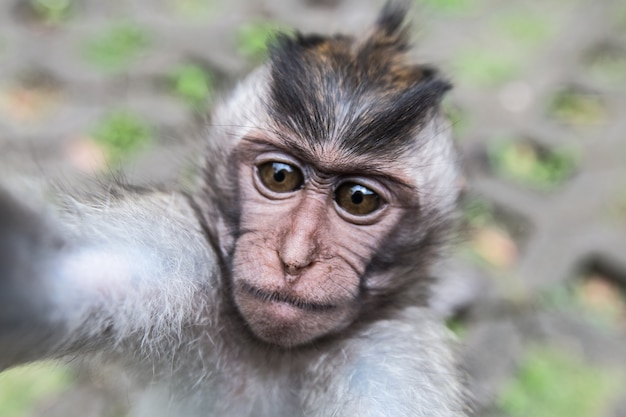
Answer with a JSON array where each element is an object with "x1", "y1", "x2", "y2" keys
[{"x1": 229, "y1": 136, "x2": 407, "y2": 347}]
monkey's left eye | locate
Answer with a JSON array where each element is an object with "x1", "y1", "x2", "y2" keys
[
  {"x1": 257, "y1": 162, "x2": 304, "y2": 193},
  {"x1": 335, "y1": 183, "x2": 381, "y2": 216}
]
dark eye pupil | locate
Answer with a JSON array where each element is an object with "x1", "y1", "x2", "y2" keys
[
  {"x1": 351, "y1": 191, "x2": 364, "y2": 205},
  {"x1": 274, "y1": 170, "x2": 286, "y2": 183}
]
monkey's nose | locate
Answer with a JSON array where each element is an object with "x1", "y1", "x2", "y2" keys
[{"x1": 278, "y1": 229, "x2": 319, "y2": 283}]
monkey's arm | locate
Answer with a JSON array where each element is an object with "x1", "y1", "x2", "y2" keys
[
  {"x1": 302, "y1": 308, "x2": 470, "y2": 417},
  {"x1": 0, "y1": 187, "x2": 216, "y2": 370}
]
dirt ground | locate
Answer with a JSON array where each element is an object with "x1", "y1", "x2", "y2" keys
[{"x1": 0, "y1": 0, "x2": 625, "y2": 416}]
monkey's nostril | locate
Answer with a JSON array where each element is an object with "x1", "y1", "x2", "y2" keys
[
  {"x1": 284, "y1": 261, "x2": 303, "y2": 275},
  {"x1": 282, "y1": 258, "x2": 315, "y2": 283}
]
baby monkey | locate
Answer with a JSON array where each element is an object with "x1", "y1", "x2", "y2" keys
[{"x1": 0, "y1": 2, "x2": 469, "y2": 416}]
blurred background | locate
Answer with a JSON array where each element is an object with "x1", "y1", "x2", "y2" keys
[{"x1": 0, "y1": 0, "x2": 625, "y2": 416}]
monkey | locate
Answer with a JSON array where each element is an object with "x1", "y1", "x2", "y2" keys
[{"x1": 0, "y1": 3, "x2": 469, "y2": 417}]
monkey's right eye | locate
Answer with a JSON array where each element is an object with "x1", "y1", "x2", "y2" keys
[
  {"x1": 257, "y1": 162, "x2": 304, "y2": 193},
  {"x1": 335, "y1": 182, "x2": 381, "y2": 216}
]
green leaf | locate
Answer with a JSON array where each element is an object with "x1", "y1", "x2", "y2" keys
[
  {"x1": 236, "y1": 22, "x2": 285, "y2": 63},
  {"x1": 488, "y1": 140, "x2": 577, "y2": 189},
  {"x1": 499, "y1": 347, "x2": 620, "y2": 417},
  {"x1": 0, "y1": 362, "x2": 74, "y2": 417},
  {"x1": 83, "y1": 24, "x2": 151, "y2": 73},
  {"x1": 93, "y1": 110, "x2": 152, "y2": 164},
  {"x1": 169, "y1": 64, "x2": 213, "y2": 109}
]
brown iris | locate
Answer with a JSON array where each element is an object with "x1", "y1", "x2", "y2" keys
[
  {"x1": 335, "y1": 183, "x2": 381, "y2": 215},
  {"x1": 258, "y1": 162, "x2": 304, "y2": 193}
]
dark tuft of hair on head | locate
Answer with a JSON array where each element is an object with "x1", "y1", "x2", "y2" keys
[
  {"x1": 266, "y1": 1, "x2": 451, "y2": 156},
  {"x1": 368, "y1": 0, "x2": 412, "y2": 51}
]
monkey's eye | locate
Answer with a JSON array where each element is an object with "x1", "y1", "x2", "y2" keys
[
  {"x1": 335, "y1": 183, "x2": 381, "y2": 216},
  {"x1": 257, "y1": 162, "x2": 304, "y2": 193}
]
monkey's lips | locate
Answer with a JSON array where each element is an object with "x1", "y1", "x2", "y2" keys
[
  {"x1": 233, "y1": 281, "x2": 351, "y2": 347},
  {"x1": 238, "y1": 282, "x2": 336, "y2": 312}
]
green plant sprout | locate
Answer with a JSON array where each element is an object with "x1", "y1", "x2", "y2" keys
[
  {"x1": 236, "y1": 21, "x2": 286, "y2": 63},
  {"x1": 169, "y1": 64, "x2": 213, "y2": 110},
  {"x1": 488, "y1": 140, "x2": 576, "y2": 189},
  {"x1": 548, "y1": 90, "x2": 606, "y2": 125},
  {"x1": 83, "y1": 24, "x2": 151, "y2": 73},
  {"x1": 0, "y1": 362, "x2": 74, "y2": 417},
  {"x1": 93, "y1": 110, "x2": 152, "y2": 164},
  {"x1": 499, "y1": 347, "x2": 620, "y2": 417},
  {"x1": 30, "y1": 0, "x2": 72, "y2": 24}
]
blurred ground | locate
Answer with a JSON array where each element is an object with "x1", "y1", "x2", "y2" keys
[{"x1": 0, "y1": 0, "x2": 625, "y2": 416}]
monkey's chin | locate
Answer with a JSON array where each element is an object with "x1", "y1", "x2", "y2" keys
[{"x1": 233, "y1": 284, "x2": 351, "y2": 348}]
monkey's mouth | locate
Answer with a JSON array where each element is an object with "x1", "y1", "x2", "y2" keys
[{"x1": 238, "y1": 282, "x2": 336, "y2": 312}]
